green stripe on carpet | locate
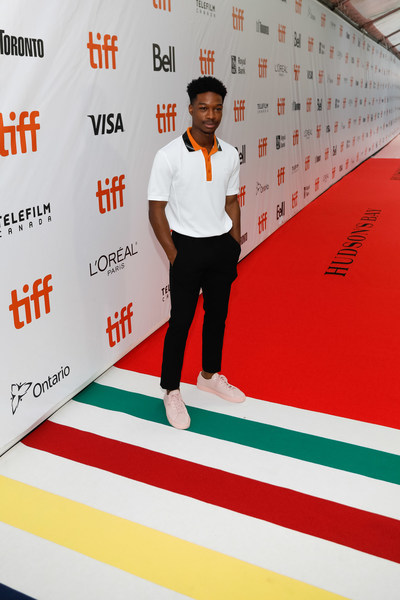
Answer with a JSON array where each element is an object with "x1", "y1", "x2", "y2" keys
[{"x1": 74, "y1": 383, "x2": 400, "y2": 485}]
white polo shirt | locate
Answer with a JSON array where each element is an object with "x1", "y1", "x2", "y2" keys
[{"x1": 148, "y1": 128, "x2": 240, "y2": 238}]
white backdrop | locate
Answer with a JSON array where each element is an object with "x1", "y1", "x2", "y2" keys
[{"x1": 1, "y1": 0, "x2": 399, "y2": 454}]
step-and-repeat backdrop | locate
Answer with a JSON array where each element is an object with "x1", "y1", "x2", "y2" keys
[{"x1": 1, "y1": 0, "x2": 399, "y2": 454}]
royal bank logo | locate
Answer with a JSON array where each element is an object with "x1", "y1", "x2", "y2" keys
[
  {"x1": 0, "y1": 111, "x2": 40, "y2": 156},
  {"x1": 0, "y1": 204, "x2": 51, "y2": 239},
  {"x1": 307, "y1": 69, "x2": 313, "y2": 79},
  {"x1": 88, "y1": 113, "x2": 124, "y2": 135},
  {"x1": 276, "y1": 134, "x2": 286, "y2": 149},
  {"x1": 87, "y1": 33, "x2": 118, "y2": 69},
  {"x1": 294, "y1": 32, "x2": 301, "y2": 48},
  {"x1": 153, "y1": 43, "x2": 175, "y2": 72},
  {"x1": 0, "y1": 29, "x2": 44, "y2": 57},
  {"x1": 89, "y1": 242, "x2": 138, "y2": 277},
  {"x1": 9, "y1": 274, "x2": 53, "y2": 330},
  {"x1": 231, "y1": 55, "x2": 246, "y2": 74},
  {"x1": 256, "y1": 20, "x2": 269, "y2": 34},
  {"x1": 154, "y1": 0, "x2": 171, "y2": 11},
  {"x1": 196, "y1": 0, "x2": 215, "y2": 17},
  {"x1": 10, "y1": 366, "x2": 71, "y2": 414}
]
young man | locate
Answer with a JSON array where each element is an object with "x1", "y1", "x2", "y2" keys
[{"x1": 148, "y1": 76, "x2": 245, "y2": 430}]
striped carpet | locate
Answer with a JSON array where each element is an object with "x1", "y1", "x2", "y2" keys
[{"x1": 0, "y1": 368, "x2": 399, "y2": 599}]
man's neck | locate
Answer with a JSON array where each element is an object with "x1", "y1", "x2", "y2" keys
[{"x1": 189, "y1": 127, "x2": 215, "y2": 153}]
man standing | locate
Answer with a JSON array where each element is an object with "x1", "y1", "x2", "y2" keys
[{"x1": 148, "y1": 76, "x2": 245, "y2": 430}]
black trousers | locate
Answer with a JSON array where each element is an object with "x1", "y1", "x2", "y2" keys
[{"x1": 160, "y1": 231, "x2": 241, "y2": 391}]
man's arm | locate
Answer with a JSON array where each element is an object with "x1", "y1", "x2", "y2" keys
[
  {"x1": 225, "y1": 194, "x2": 241, "y2": 244},
  {"x1": 148, "y1": 200, "x2": 177, "y2": 264}
]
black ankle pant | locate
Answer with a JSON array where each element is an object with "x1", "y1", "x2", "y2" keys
[{"x1": 160, "y1": 231, "x2": 241, "y2": 391}]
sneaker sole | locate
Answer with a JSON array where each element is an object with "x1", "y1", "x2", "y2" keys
[{"x1": 197, "y1": 383, "x2": 246, "y2": 403}]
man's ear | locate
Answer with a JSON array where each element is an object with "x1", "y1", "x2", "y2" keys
[{"x1": 188, "y1": 104, "x2": 193, "y2": 116}]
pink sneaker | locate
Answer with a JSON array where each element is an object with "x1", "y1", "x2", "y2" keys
[
  {"x1": 163, "y1": 390, "x2": 191, "y2": 429},
  {"x1": 197, "y1": 372, "x2": 246, "y2": 403}
]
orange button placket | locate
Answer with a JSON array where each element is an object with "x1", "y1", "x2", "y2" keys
[{"x1": 187, "y1": 128, "x2": 218, "y2": 182}]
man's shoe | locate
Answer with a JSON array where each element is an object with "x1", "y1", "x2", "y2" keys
[
  {"x1": 163, "y1": 389, "x2": 191, "y2": 429},
  {"x1": 197, "y1": 372, "x2": 246, "y2": 403}
]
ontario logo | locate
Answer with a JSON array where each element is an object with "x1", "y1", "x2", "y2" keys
[{"x1": 10, "y1": 366, "x2": 71, "y2": 414}]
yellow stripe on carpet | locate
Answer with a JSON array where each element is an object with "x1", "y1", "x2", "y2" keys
[{"x1": 0, "y1": 475, "x2": 347, "y2": 600}]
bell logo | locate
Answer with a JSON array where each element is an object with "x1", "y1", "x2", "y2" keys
[
  {"x1": 232, "y1": 7, "x2": 244, "y2": 31},
  {"x1": 0, "y1": 111, "x2": 40, "y2": 156},
  {"x1": 293, "y1": 64, "x2": 300, "y2": 80},
  {"x1": 153, "y1": 0, "x2": 171, "y2": 10},
  {"x1": 106, "y1": 302, "x2": 133, "y2": 347},
  {"x1": 97, "y1": 175, "x2": 125, "y2": 214},
  {"x1": 233, "y1": 100, "x2": 245, "y2": 122},
  {"x1": 156, "y1": 103, "x2": 177, "y2": 133},
  {"x1": 308, "y1": 36, "x2": 314, "y2": 52},
  {"x1": 305, "y1": 155, "x2": 310, "y2": 171},
  {"x1": 292, "y1": 191, "x2": 298, "y2": 208},
  {"x1": 306, "y1": 98, "x2": 312, "y2": 112},
  {"x1": 276, "y1": 202, "x2": 285, "y2": 219},
  {"x1": 258, "y1": 212, "x2": 267, "y2": 234},
  {"x1": 277, "y1": 167, "x2": 285, "y2": 186},
  {"x1": 238, "y1": 185, "x2": 246, "y2": 207},
  {"x1": 199, "y1": 49, "x2": 215, "y2": 75},
  {"x1": 88, "y1": 113, "x2": 124, "y2": 135},
  {"x1": 295, "y1": 0, "x2": 302, "y2": 13},
  {"x1": 153, "y1": 44, "x2": 175, "y2": 72},
  {"x1": 9, "y1": 274, "x2": 53, "y2": 330},
  {"x1": 87, "y1": 33, "x2": 118, "y2": 69},
  {"x1": 277, "y1": 98, "x2": 285, "y2": 115},
  {"x1": 293, "y1": 130, "x2": 299, "y2": 145},
  {"x1": 258, "y1": 58, "x2": 267, "y2": 78},
  {"x1": 278, "y1": 24, "x2": 286, "y2": 43},
  {"x1": 258, "y1": 137, "x2": 267, "y2": 157}
]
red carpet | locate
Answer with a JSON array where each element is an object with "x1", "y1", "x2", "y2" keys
[{"x1": 118, "y1": 158, "x2": 400, "y2": 429}]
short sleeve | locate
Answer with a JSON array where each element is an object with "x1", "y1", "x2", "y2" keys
[
  {"x1": 226, "y1": 151, "x2": 240, "y2": 196},
  {"x1": 147, "y1": 150, "x2": 172, "y2": 202}
]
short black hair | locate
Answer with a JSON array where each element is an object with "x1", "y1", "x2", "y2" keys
[{"x1": 187, "y1": 76, "x2": 227, "y2": 104}]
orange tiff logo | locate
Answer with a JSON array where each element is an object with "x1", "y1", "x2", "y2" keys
[
  {"x1": 153, "y1": 0, "x2": 171, "y2": 10},
  {"x1": 87, "y1": 33, "x2": 118, "y2": 69},
  {"x1": 0, "y1": 111, "x2": 40, "y2": 156},
  {"x1": 278, "y1": 24, "x2": 286, "y2": 42},
  {"x1": 106, "y1": 302, "x2": 133, "y2": 347},
  {"x1": 199, "y1": 49, "x2": 215, "y2": 75},
  {"x1": 277, "y1": 167, "x2": 285, "y2": 186},
  {"x1": 97, "y1": 175, "x2": 125, "y2": 214},
  {"x1": 156, "y1": 103, "x2": 176, "y2": 133},
  {"x1": 258, "y1": 137, "x2": 267, "y2": 157},
  {"x1": 233, "y1": 100, "x2": 245, "y2": 122},
  {"x1": 293, "y1": 64, "x2": 300, "y2": 80},
  {"x1": 9, "y1": 274, "x2": 53, "y2": 330},
  {"x1": 277, "y1": 98, "x2": 285, "y2": 115},
  {"x1": 232, "y1": 7, "x2": 244, "y2": 31},
  {"x1": 258, "y1": 212, "x2": 267, "y2": 233},
  {"x1": 258, "y1": 58, "x2": 267, "y2": 78},
  {"x1": 293, "y1": 130, "x2": 299, "y2": 145},
  {"x1": 238, "y1": 185, "x2": 246, "y2": 207}
]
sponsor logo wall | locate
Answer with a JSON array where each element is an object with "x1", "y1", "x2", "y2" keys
[{"x1": 1, "y1": 0, "x2": 399, "y2": 454}]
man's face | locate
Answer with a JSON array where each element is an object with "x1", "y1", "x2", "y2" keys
[{"x1": 189, "y1": 91, "x2": 223, "y2": 135}]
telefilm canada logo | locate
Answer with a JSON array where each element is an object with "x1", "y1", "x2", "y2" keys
[
  {"x1": 10, "y1": 366, "x2": 71, "y2": 414},
  {"x1": 0, "y1": 203, "x2": 51, "y2": 239},
  {"x1": 196, "y1": 0, "x2": 216, "y2": 17}
]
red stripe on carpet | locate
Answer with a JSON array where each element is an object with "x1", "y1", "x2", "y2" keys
[
  {"x1": 23, "y1": 421, "x2": 400, "y2": 564},
  {"x1": 117, "y1": 158, "x2": 400, "y2": 430}
]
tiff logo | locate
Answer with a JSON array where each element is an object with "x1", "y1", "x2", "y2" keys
[
  {"x1": 9, "y1": 274, "x2": 52, "y2": 330},
  {"x1": 315, "y1": 177, "x2": 320, "y2": 191},
  {"x1": 277, "y1": 167, "x2": 285, "y2": 186},
  {"x1": 316, "y1": 125, "x2": 321, "y2": 138},
  {"x1": 330, "y1": 45, "x2": 334, "y2": 59},
  {"x1": 295, "y1": 0, "x2": 302, "y2": 13},
  {"x1": 318, "y1": 69, "x2": 324, "y2": 83},
  {"x1": 277, "y1": 98, "x2": 285, "y2": 115},
  {"x1": 258, "y1": 58, "x2": 267, "y2": 78},
  {"x1": 199, "y1": 49, "x2": 215, "y2": 74},
  {"x1": 153, "y1": 0, "x2": 171, "y2": 10},
  {"x1": 87, "y1": 33, "x2": 118, "y2": 69},
  {"x1": 294, "y1": 64, "x2": 300, "y2": 80},
  {"x1": 308, "y1": 36, "x2": 314, "y2": 51},
  {"x1": 258, "y1": 137, "x2": 267, "y2": 157},
  {"x1": 321, "y1": 13, "x2": 326, "y2": 27},
  {"x1": 305, "y1": 155, "x2": 310, "y2": 170},
  {"x1": 97, "y1": 175, "x2": 125, "y2": 214},
  {"x1": 232, "y1": 7, "x2": 244, "y2": 31},
  {"x1": 337, "y1": 74, "x2": 341, "y2": 85},
  {"x1": 233, "y1": 100, "x2": 245, "y2": 122},
  {"x1": 306, "y1": 98, "x2": 312, "y2": 112},
  {"x1": 153, "y1": 44, "x2": 175, "y2": 72},
  {"x1": 106, "y1": 302, "x2": 133, "y2": 347},
  {"x1": 238, "y1": 185, "x2": 246, "y2": 207},
  {"x1": 278, "y1": 24, "x2": 286, "y2": 42},
  {"x1": 293, "y1": 129, "x2": 299, "y2": 145},
  {"x1": 292, "y1": 191, "x2": 298, "y2": 208},
  {"x1": 156, "y1": 103, "x2": 177, "y2": 133},
  {"x1": 0, "y1": 111, "x2": 40, "y2": 156},
  {"x1": 258, "y1": 212, "x2": 267, "y2": 233},
  {"x1": 325, "y1": 147, "x2": 329, "y2": 160}
]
